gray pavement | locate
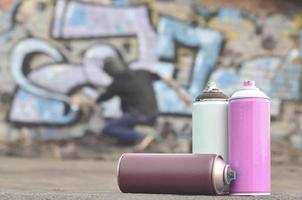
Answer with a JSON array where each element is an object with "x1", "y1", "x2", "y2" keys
[
  {"x1": 0, "y1": 192, "x2": 301, "y2": 200},
  {"x1": 0, "y1": 157, "x2": 300, "y2": 199}
]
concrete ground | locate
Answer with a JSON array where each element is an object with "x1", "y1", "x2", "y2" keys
[{"x1": 0, "y1": 157, "x2": 301, "y2": 199}]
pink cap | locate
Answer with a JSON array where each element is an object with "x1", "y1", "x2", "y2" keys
[{"x1": 230, "y1": 80, "x2": 269, "y2": 99}]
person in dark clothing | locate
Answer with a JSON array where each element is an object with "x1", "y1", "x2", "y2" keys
[{"x1": 72, "y1": 56, "x2": 191, "y2": 148}]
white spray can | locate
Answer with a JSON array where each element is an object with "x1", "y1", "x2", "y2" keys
[{"x1": 192, "y1": 82, "x2": 229, "y2": 161}]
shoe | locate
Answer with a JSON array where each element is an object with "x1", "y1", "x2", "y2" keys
[{"x1": 134, "y1": 134, "x2": 155, "y2": 152}]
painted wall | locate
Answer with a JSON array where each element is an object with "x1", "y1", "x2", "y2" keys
[{"x1": 0, "y1": 0, "x2": 302, "y2": 148}]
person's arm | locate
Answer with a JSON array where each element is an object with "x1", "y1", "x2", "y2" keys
[
  {"x1": 85, "y1": 86, "x2": 116, "y2": 108},
  {"x1": 96, "y1": 87, "x2": 115, "y2": 103},
  {"x1": 71, "y1": 83, "x2": 117, "y2": 108},
  {"x1": 160, "y1": 76, "x2": 192, "y2": 107}
]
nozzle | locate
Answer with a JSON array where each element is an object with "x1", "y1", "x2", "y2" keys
[
  {"x1": 243, "y1": 80, "x2": 255, "y2": 87},
  {"x1": 204, "y1": 82, "x2": 218, "y2": 92},
  {"x1": 224, "y1": 166, "x2": 236, "y2": 184}
]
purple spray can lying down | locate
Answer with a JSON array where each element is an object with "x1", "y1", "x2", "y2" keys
[{"x1": 117, "y1": 153, "x2": 236, "y2": 195}]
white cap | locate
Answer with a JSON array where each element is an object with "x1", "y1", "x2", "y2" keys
[{"x1": 230, "y1": 80, "x2": 269, "y2": 99}]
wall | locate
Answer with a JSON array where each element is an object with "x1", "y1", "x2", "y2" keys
[{"x1": 0, "y1": 0, "x2": 302, "y2": 148}]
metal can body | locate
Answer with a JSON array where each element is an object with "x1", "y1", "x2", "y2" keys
[
  {"x1": 192, "y1": 101, "x2": 228, "y2": 161},
  {"x1": 118, "y1": 153, "x2": 234, "y2": 195},
  {"x1": 228, "y1": 81, "x2": 271, "y2": 195}
]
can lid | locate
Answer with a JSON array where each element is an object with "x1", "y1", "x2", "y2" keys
[
  {"x1": 230, "y1": 80, "x2": 269, "y2": 100},
  {"x1": 195, "y1": 82, "x2": 228, "y2": 101},
  {"x1": 212, "y1": 155, "x2": 233, "y2": 194}
]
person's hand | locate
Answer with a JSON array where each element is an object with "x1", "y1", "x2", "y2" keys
[
  {"x1": 181, "y1": 93, "x2": 192, "y2": 108},
  {"x1": 86, "y1": 100, "x2": 98, "y2": 108},
  {"x1": 70, "y1": 94, "x2": 82, "y2": 109}
]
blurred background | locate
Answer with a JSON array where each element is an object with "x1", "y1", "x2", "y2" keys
[
  {"x1": 0, "y1": 0, "x2": 301, "y2": 164},
  {"x1": 0, "y1": 0, "x2": 301, "y2": 195}
]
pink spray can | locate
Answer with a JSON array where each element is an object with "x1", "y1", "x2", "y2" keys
[{"x1": 228, "y1": 80, "x2": 270, "y2": 195}]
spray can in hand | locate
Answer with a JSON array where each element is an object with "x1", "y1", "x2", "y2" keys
[
  {"x1": 228, "y1": 80, "x2": 270, "y2": 195},
  {"x1": 192, "y1": 82, "x2": 229, "y2": 161}
]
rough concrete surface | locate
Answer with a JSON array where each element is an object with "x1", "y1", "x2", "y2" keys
[
  {"x1": 0, "y1": 192, "x2": 301, "y2": 200},
  {"x1": 0, "y1": 157, "x2": 301, "y2": 199}
]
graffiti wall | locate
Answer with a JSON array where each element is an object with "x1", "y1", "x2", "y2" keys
[{"x1": 0, "y1": 0, "x2": 302, "y2": 148}]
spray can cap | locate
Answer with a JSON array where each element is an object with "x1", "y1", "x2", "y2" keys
[
  {"x1": 230, "y1": 80, "x2": 269, "y2": 100},
  {"x1": 195, "y1": 82, "x2": 228, "y2": 101}
]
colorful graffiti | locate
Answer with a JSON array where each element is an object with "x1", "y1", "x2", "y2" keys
[
  {"x1": 0, "y1": 0, "x2": 302, "y2": 147},
  {"x1": 8, "y1": 0, "x2": 225, "y2": 125}
]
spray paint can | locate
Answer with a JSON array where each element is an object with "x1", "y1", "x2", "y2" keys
[
  {"x1": 117, "y1": 153, "x2": 236, "y2": 195},
  {"x1": 192, "y1": 82, "x2": 229, "y2": 161},
  {"x1": 228, "y1": 80, "x2": 270, "y2": 195}
]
